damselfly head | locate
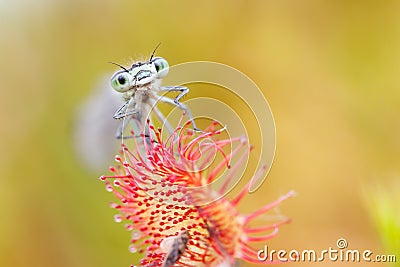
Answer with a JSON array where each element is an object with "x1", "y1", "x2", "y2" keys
[{"x1": 109, "y1": 57, "x2": 169, "y2": 93}]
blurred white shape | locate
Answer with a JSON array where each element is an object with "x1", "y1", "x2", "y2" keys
[{"x1": 74, "y1": 74, "x2": 121, "y2": 173}]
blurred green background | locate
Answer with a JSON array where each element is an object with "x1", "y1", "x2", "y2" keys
[{"x1": 1, "y1": 0, "x2": 399, "y2": 266}]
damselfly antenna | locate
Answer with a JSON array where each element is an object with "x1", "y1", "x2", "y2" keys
[
  {"x1": 149, "y1": 43, "x2": 162, "y2": 61},
  {"x1": 108, "y1": 61, "x2": 129, "y2": 72}
]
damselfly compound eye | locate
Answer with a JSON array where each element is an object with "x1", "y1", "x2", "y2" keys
[
  {"x1": 111, "y1": 71, "x2": 131, "y2": 93},
  {"x1": 152, "y1": 57, "x2": 169, "y2": 78}
]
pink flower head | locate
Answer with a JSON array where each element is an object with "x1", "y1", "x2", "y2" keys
[{"x1": 101, "y1": 119, "x2": 294, "y2": 266}]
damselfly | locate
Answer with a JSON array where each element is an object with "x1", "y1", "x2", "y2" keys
[{"x1": 109, "y1": 47, "x2": 198, "y2": 139}]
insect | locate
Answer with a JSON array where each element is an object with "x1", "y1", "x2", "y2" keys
[
  {"x1": 160, "y1": 230, "x2": 190, "y2": 267},
  {"x1": 109, "y1": 46, "x2": 199, "y2": 139},
  {"x1": 205, "y1": 221, "x2": 236, "y2": 266}
]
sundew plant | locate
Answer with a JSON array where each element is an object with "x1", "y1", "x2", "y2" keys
[{"x1": 101, "y1": 119, "x2": 294, "y2": 267}]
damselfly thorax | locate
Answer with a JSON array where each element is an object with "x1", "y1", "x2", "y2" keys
[{"x1": 109, "y1": 50, "x2": 199, "y2": 139}]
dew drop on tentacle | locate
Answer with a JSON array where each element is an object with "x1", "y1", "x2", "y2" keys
[
  {"x1": 132, "y1": 232, "x2": 141, "y2": 240},
  {"x1": 105, "y1": 184, "x2": 113, "y2": 192},
  {"x1": 129, "y1": 244, "x2": 138, "y2": 253},
  {"x1": 114, "y1": 214, "x2": 123, "y2": 223},
  {"x1": 125, "y1": 224, "x2": 134, "y2": 231}
]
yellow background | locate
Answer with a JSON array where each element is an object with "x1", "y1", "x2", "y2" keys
[{"x1": 0, "y1": 1, "x2": 399, "y2": 266}]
